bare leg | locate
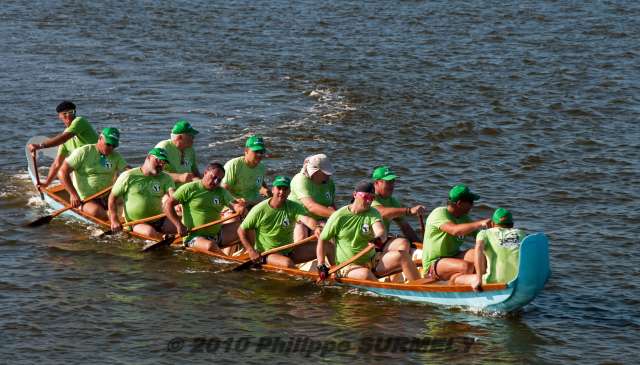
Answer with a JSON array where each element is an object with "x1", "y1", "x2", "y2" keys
[
  {"x1": 265, "y1": 253, "x2": 295, "y2": 268},
  {"x1": 132, "y1": 223, "x2": 163, "y2": 240},
  {"x1": 220, "y1": 221, "x2": 241, "y2": 255},
  {"x1": 189, "y1": 236, "x2": 222, "y2": 254},
  {"x1": 432, "y1": 257, "x2": 473, "y2": 280},
  {"x1": 384, "y1": 237, "x2": 410, "y2": 252},
  {"x1": 290, "y1": 241, "x2": 335, "y2": 266},
  {"x1": 82, "y1": 201, "x2": 108, "y2": 221},
  {"x1": 345, "y1": 266, "x2": 377, "y2": 281},
  {"x1": 375, "y1": 250, "x2": 420, "y2": 281},
  {"x1": 293, "y1": 222, "x2": 309, "y2": 242}
]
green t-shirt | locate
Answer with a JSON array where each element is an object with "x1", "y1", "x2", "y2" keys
[
  {"x1": 111, "y1": 168, "x2": 175, "y2": 222},
  {"x1": 288, "y1": 172, "x2": 335, "y2": 220},
  {"x1": 65, "y1": 144, "x2": 127, "y2": 199},
  {"x1": 59, "y1": 117, "x2": 99, "y2": 157},
  {"x1": 422, "y1": 206, "x2": 473, "y2": 272},
  {"x1": 320, "y1": 205, "x2": 381, "y2": 265},
  {"x1": 155, "y1": 139, "x2": 198, "y2": 176},
  {"x1": 477, "y1": 227, "x2": 525, "y2": 284},
  {"x1": 173, "y1": 181, "x2": 234, "y2": 242},
  {"x1": 371, "y1": 195, "x2": 404, "y2": 233},
  {"x1": 240, "y1": 199, "x2": 307, "y2": 254},
  {"x1": 221, "y1": 156, "x2": 265, "y2": 204}
]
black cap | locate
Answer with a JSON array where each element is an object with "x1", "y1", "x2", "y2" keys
[
  {"x1": 56, "y1": 101, "x2": 76, "y2": 113},
  {"x1": 354, "y1": 180, "x2": 374, "y2": 193}
]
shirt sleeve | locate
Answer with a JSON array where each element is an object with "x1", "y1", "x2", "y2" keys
[
  {"x1": 162, "y1": 174, "x2": 176, "y2": 192},
  {"x1": 172, "y1": 183, "x2": 191, "y2": 204},
  {"x1": 319, "y1": 212, "x2": 339, "y2": 241},
  {"x1": 111, "y1": 171, "x2": 128, "y2": 198},
  {"x1": 476, "y1": 229, "x2": 488, "y2": 242},
  {"x1": 290, "y1": 201, "x2": 308, "y2": 222},
  {"x1": 221, "y1": 159, "x2": 236, "y2": 186},
  {"x1": 427, "y1": 208, "x2": 450, "y2": 229},
  {"x1": 291, "y1": 174, "x2": 313, "y2": 199},
  {"x1": 65, "y1": 147, "x2": 85, "y2": 170},
  {"x1": 240, "y1": 206, "x2": 260, "y2": 230},
  {"x1": 222, "y1": 189, "x2": 235, "y2": 206}
]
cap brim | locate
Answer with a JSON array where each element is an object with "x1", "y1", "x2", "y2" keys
[
  {"x1": 104, "y1": 138, "x2": 119, "y2": 147},
  {"x1": 381, "y1": 174, "x2": 397, "y2": 181},
  {"x1": 249, "y1": 146, "x2": 266, "y2": 152},
  {"x1": 320, "y1": 169, "x2": 333, "y2": 176},
  {"x1": 273, "y1": 183, "x2": 290, "y2": 188},
  {"x1": 188, "y1": 129, "x2": 199, "y2": 135}
]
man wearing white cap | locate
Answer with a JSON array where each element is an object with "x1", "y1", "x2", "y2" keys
[{"x1": 288, "y1": 154, "x2": 336, "y2": 241}]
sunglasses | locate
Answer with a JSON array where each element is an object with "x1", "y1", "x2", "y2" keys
[{"x1": 60, "y1": 110, "x2": 75, "y2": 116}]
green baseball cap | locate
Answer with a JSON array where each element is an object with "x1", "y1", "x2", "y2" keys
[
  {"x1": 101, "y1": 127, "x2": 120, "y2": 147},
  {"x1": 372, "y1": 165, "x2": 397, "y2": 181},
  {"x1": 448, "y1": 184, "x2": 480, "y2": 202},
  {"x1": 272, "y1": 175, "x2": 291, "y2": 188},
  {"x1": 171, "y1": 120, "x2": 199, "y2": 135},
  {"x1": 245, "y1": 135, "x2": 266, "y2": 152},
  {"x1": 148, "y1": 147, "x2": 169, "y2": 162},
  {"x1": 492, "y1": 208, "x2": 513, "y2": 225}
]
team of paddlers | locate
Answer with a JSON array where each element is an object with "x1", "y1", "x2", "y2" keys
[{"x1": 29, "y1": 101, "x2": 526, "y2": 290}]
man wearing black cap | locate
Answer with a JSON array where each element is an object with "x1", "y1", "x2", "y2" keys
[
  {"x1": 28, "y1": 101, "x2": 98, "y2": 190},
  {"x1": 316, "y1": 180, "x2": 420, "y2": 282}
]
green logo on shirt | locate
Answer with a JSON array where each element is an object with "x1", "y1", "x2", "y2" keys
[
  {"x1": 282, "y1": 217, "x2": 290, "y2": 227},
  {"x1": 212, "y1": 197, "x2": 220, "y2": 205},
  {"x1": 151, "y1": 183, "x2": 161, "y2": 193},
  {"x1": 361, "y1": 224, "x2": 370, "y2": 234}
]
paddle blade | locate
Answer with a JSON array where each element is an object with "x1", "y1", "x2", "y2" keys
[
  {"x1": 141, "y1": 235, "x2": 175, "y2": 252},
  {"x1": 231, "y1": 260, "x2": 261, "y2": 272},
  {"x1": 25, "y1": 214, "x2": 53, "y2": 227}
]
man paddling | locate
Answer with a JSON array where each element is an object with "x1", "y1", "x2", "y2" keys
[
  {"x1": 221, "y1": 135, "x2": 269, "y2": 207},
  {"x1": 451, "y1": 208, "x2": 526, "y2": 290},
  {"x1": 422, "y1": 184, "x2": 491, "y2": 280},
  {"x1": 288, "y1": 154, "x2": 336, "y2": 241},
  {"x1": 107, "y1": 148, "x2": 177, "y2": 239},
  {"x1": 370, "y1": 165, "x2": 425, "y2": 251},
  {"x1": 164, "y1": 162, "x2": 246, "y2": 254},
  {"x1": 237, "y1": 176, "x2": 334, "y2": 268},
  {"x1": 154, "y1": 120, "x2": 201, "y2": 185},
  {"x1": 28, "y1": 101, "x2": 98, "y2": 189},
  {"x1": 316, "y1": 181, "x2": 420, "y2": 282},
  {"x1": 58, "y1": 128, "x2": 127, "y2": 220}
]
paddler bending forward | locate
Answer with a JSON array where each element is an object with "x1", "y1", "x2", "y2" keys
[
  {"x1": 107, "y1": 148, "x2": 177, "y2": 239},
  {"x1": 164, "y1": 162, "x2": 246, "y2": 254},
  {"x1": 316, "y1": 180, "x2": 420, "y2": 282},
  {"x1": 237, "y1": 176, "x2": 335, "y2": 268}
]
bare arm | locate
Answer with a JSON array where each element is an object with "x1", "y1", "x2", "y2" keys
[
  {"x1": 165, "y1": 172, "x2": 195, "y2": 184},
  {"x1": 316, "y1": 236, "x2": 327, "y2": 266},
  {"x1": 42, "y1": 152, "x2": 66, "y2": 186},
  {"x1": 300, "y1": 197, "x2": 335, "y2": 218},
  {"x1": 107, "y1": 192, "x2": 122, "y2": 232},
  {"x1": 59, "y1": 161, "x2": 81, "y2": 207},
  {"x1": 298, "y1": 215, "x2": 321, "y2": 237},
  {"x1": 472, "y1": 240, "x2": 486, "y2": 290},
  {"x1": 237, "y1": 227, "x2": 260, "y2": 260},
  {"x1": 372, "y1": 220, "x2": 386, "y2": 240},
  {"x1": 28, "y1": 131, "x2": 75, "y2": 153},
  {"x1": 440, "y1": 219, "x2": 490, "y2": 237},
  {"x1": 163, "y1": 195, "x2": 186, "y2": 236}
]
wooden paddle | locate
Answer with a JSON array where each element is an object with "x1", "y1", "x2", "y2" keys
[
  {"x1": 30, "y1": 150, "x2": 44, "y2": 200},
  {"x1": 316, "y1": 243, "x2": 376, "y2": 283},
  {"x1": 230, "y1": 235, "x2": 318, "y2": 272},
  {"x1": 418, "y1": 213, "x2": 425, "y2": 237},
  {"x1": 26, "y1": 185, "x2": 113, "y2": 227},
  {"x1": 141, "y1": 212, "x2": 241, "y2": 252},
  {"x1": 96, "y1": 213, "x2": 166, "y2": 237}
]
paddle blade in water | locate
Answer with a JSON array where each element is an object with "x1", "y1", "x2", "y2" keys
[
  {"x1": 25, "y1": 214, "x2": 53, "y2": 227},
  {"x1": 231, "y1": 260, "x2": 261, "y2": 272},
  {"x1": 141, "y1": 235, "x2": 175, "y2": 252}
]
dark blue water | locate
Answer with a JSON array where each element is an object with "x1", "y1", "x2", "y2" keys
[{"x1": 1, "y1": 0, "x2": 639, "y2": 363}]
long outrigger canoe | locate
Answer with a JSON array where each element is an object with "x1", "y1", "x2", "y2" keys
[{"x1": 25, "y1": 136, "x2": 550, "y2": 314}]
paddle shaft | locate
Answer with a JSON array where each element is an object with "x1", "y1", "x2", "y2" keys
[
  {"x1": 328, "y1": 244, "x2": 375, "y2": 276},
  {"x1": 49, "y1": 185, "x2": 113, "y2": 219},
  {"x1": 99, "y1": 213, "x2": 167, "y2": 236},
  {"x1": 229, "y1": 235, "x2": 318, "y2": 272},
  {"x1": 142, "y1": 212, "x2": 241, "y2": 252},
  {"x1": 30, "y1": 151, "x2": 44, "y2": 200},
  {"x1": 418, "y1": 213, "x2": 425, "y2": 236}
]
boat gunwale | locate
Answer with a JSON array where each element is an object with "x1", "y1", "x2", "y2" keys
[{"x1": 42, "y1": 184, "x2": 509, "y2": 293}]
